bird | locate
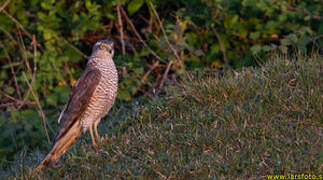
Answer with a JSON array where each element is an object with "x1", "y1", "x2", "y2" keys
[{"x1": 36, "y1": 39, "x2": 118, "y2": 170}]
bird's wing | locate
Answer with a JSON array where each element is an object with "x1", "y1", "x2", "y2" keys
[{"x1": 53, "y1": 67, "x2": 101, "y2": 145}]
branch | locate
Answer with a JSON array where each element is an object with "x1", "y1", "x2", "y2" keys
[
  {"x1": 287, "y1": 6, "x2": 322, "y2": 20},
  {"x1": 31, "y1": 35, "x2": 37, "y2": 84},
  {"x1": 18, "y1": 35, "x2": 39, "y2": 110},
  {"x1": 232, "y1": 32, "x2": 278, "y2": 43},
  {"x1": 149, "y1": 2, "x2": 181, "y2": 65},
  {"x1": 159, "y1": 61, "x2": 173, "y2": 88},
  {"x1": 0, "y1": 91, "x2": 37, "y2": 108},
  {"x1": 120, "y1": 7, "x2": 166, "y2": 64},
  {"x1": 305, "y1": 34, "x2": 323, "y2": 45},
  {"x1": 60, "y1": 37, "x2": 89, "y2": 59},
  {"x1": 0, "y1": 101, "x2": 37, "y2": 108},
  {"x1": 141, "y1": 61, "x2": 159, "y2": 83},
  {"x1": 211, "y1": 24, "x2": 227, "y2": 64},
  {"x1": 1, "y1": 10, "x2": 32, "y2": 39},
  {"x1": 22, "y1": 72, "x2": 51, "y2": 144},
  {"x1": 3, "y1": 48, "x2": 22, "y2": 100},
  {"x1": 116, "y1": 0, "x2": 126, "y2": 55},
  {"x1": 18, "y1": 31, "x2": 33, "y2": 75},
  {"x1": 0, "y1": 0, "x2": 10, "y2": 13}
]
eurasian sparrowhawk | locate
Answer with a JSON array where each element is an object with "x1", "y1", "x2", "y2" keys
[{"x1": 37, "y1": 39, "x2": 118, "y2": 169}]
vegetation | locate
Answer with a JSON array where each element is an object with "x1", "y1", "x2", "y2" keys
[
  {"x1": 0, "y1": 0, "x2": 322, "y2": 175},
  {"x1": 2, "y1": 54, "x2": 322, "y2": 179}
]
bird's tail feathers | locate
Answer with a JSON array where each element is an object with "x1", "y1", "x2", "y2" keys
[{"x1": 36, "y1": 121, "x2": 83, "y2": 170}]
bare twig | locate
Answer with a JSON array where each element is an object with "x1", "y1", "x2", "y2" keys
[
  {"x1": 120, "y1": 7, "x2": 166, "y2": 64},
  {"x1": 22, "y1": 72, "x2": 51, "y2": 144},
  {"x1": 149, "y1": 2, "x2": 181, "y2": 64},
  {"x1": 0, "y1": 90, "x2": 35, "y2": 108},
  {"x1": 211, "y1": 24, "x2": 227, "y2": 64},
  {"x1": 287, "y1": 6, "x2": 322, "y2": 20},
  {"x1": 18, "y1": 31, "x2": 33, "y2": 75},
  {"x1": 6, "y1": 53, "x2": 22, "y2": 99},
  {"x1": 50, "y1": 33, "x2": 88, "y2": 59},
  {"x1": 0, "y1": 102, "x2": 36, "y2": 108},
  {"x1": 127, "y1": 39, "x2": 138, "y2": 53},
  {"x1": 60, "y1": 37, "x2": 89, "y2": 59},
  {"x1": 148, "y1": 15, "x2": 153, "y2": 33},
  {"x1": 18, "y1": 35, "x2": 38, "y2": 110},
  {"x1": 159, "y1": 61, "x2": 173, "y2": 88},
  {"x1": 31, "y1": 35, "x2": 37, "y2": 83},
  {"x1": 1, "y1": 10, "x2": 32, "y2": 38},
  {"x1": 116, "y1": 0, "x2": 126, "y2": 55},
  {"x1": 16, "y1": 32, "x2": 34, "y2": 109},
  {"x1": 17, "y1": 36, "x2": 38, "y2": 110},
  {"x1": 153, "y1": 168, "x2": 167, "y2": 179},
  {"x1": 1, "y1": 91, "x2": 17, "y2": 101},
  {"x1": 232, "y1": 32, "x2": 278, "y2": 44},
  {"x1": 305, "y1": 34, "x2": 323, "y2": 45},
  {"x1": 2, "y1": 44, "x2": 21, "y2": 99},
  {"x1": 0, "y1": 0, "x2": 10, "y2": 13},
  {"x1": 1, "y1": 9, "x2": 43, "y2": 52},
  {"x1": 0, "y1": 92, "x2": 37, "y2": 108},
  {"x1": 141, "y1": 61, "x2": 159, "y2": 83}
]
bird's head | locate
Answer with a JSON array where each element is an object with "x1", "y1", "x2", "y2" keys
[{"x1": 92, "y1": 39, "x2": 114, "y2": 58}]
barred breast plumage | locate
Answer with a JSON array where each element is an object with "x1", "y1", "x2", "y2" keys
[{"x1": 80, "y1": 56, "x2": 118, "y2": 132}]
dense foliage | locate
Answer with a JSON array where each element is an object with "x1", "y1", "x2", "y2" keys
[{"x1": 0, "y1": 0, "x2": 322, "y2": 167}]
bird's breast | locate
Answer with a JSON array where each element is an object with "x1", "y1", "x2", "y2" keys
[
  {"x1": 92, "y1": 61, "x2": 118, "y2": 109},
  {"x1": 80, "y1": 60, "x2": 118, "y2": 131}
]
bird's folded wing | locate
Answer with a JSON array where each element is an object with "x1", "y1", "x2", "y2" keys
[{"x1": 53, "y1": 68, "x2": 101, "y2": 145}]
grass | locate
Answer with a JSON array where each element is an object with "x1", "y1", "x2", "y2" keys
[{"x1": 5, "y1": 54, "x2": 323, "y2": 179}]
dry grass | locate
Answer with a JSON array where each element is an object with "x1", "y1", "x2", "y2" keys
[{"x1": 4, "y1": 54, "x2": 323, "y2": 179}]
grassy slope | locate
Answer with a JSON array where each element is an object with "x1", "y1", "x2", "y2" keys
[{"x1": 10, "y1": 55, "x2": 323, "y2": 179}]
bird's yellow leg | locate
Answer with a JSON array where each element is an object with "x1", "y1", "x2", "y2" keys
[
  {"x1": 89, "y1": 124, "x2": 97, "y2": 146},
  {"x1": 94, "y1": 121, "x2": 100, "y2": 142}
]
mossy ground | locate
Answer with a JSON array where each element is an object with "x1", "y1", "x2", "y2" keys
[{"x1": 4, "y1": 54, "x2": 323, "y2": 179}]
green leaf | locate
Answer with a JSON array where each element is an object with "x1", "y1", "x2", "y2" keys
[
  {"x1": 210, "y1": 44, "x2": 221, "y2": 54},
  {"x1": 43, "y1": 30, "x2": 52, "y2": 40},
  {"x1": 127, "y1": 0, "x2": 144, "y2": 15},
  {"x1": 47, "y1": 94, "x2": 58, "y2": 106},
  {"x1": 5, "y1": 86, "x2": 14, "y2": 95},
  {"x1": 250, "y1": 32, "x2": 260, "y2": 40},
  {"x1": 118, "y1": 89, "x2": 131, "y2": 101},
  {"x1": 138, "y1": 47, "x2": 150, "y2": 57},
  {"x1": 262, "y1": 45, "x2": 272, "y2": 52},
  {"x1": 64, "y1": 46, "x2": 82, "y2": 63},
  {"x1": 250, "y1": 45, "x2": 262, "y2": 55}
]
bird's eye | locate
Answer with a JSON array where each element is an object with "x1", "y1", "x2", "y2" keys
[{"x1": 99, "y1": 44, "x2": 105, "y2": 50}]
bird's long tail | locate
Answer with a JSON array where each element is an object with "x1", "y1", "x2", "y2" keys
[{"x1": 36, "y1": 121, "x2": 83, "y2": 170}]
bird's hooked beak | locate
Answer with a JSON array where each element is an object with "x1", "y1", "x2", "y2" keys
[
  {"x1": 107, "y1": 48, "x2": 113, "y2": 54},
  {"x1": 106, "y1": 42, "x2": 114, "y2": 55}
]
